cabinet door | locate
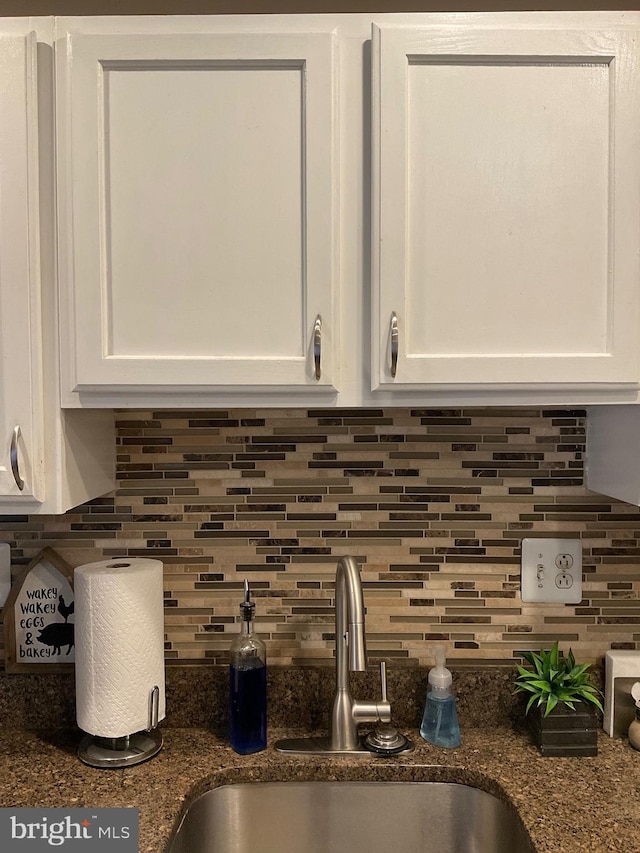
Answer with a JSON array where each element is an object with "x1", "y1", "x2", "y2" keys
[
  {"x1": 372, "y1": 24, "x2": 640, "y2": 391},
  {"x1": 57, "y1": 29, "x2": 338, "y2": 395},
  {"x1": 587, "y1": 406, "x2": 640, "y2": 506},
  {"x1": 0, "y1": 33, "x2": 44, "y2": 502}
]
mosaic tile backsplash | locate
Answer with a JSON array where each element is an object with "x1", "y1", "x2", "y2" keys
[{"x1": 3, "y1": 407, "x2": 640, "y2": 668}]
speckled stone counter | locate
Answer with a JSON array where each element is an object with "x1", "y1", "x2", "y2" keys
[{"x1": 0, "y1": 726, "x2": 637, "y2": 853}]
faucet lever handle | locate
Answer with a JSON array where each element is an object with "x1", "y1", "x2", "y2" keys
[{"x1": 379, "y1": 660, "x2": 387, "y2": 703}]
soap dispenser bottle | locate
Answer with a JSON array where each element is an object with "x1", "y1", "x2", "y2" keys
[
  {"x1": 229, "y1": 580, "x2": 267, "y2": 754},
  {"x1": 420, "y1": 645, "x2": 461, "y2": 748}
]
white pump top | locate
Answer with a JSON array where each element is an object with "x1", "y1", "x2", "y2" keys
[{"x1": 428, "y1": 645, "x2": 453, "y2": 695}]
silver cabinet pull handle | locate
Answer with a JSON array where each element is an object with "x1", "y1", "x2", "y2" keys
[
  {"x1": 313, "y1": 315, "x2": 322, "y2": 380},
  {"x1": 390, "y1": 312, "x2": 398, "y2": 378},
  {"x1": 10, "y1": 425, "x2": 24, "y2": 491}
]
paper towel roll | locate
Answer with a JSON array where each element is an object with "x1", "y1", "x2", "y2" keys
[{"x1": 74, "y1": 558, "x2": 166, "y2": 738}]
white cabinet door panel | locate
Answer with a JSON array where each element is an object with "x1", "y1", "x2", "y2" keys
[
  {"x1": 58, "y1": 30, "x2": 338, "y2": 393},
  {"x1": 0, "y1": 33, "x2": 44, "y2": 502},
  {"x1": 372, "y1": 24, "x2": 640, "y2": 390}
]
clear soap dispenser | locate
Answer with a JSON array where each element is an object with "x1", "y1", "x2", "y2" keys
[
  {"x1": 229, "y1": 580, "x2": 267, "y2": 754},
  {"x1": 420, "y1": 645, "x2": 461, "y2": 748}
]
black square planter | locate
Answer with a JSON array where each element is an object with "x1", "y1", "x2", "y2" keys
[{"x1": 528, "y1": 702, "x2": 598, "y2": 757}]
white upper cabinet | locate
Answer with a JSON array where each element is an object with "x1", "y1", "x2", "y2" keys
[
  {"x1": 56, "y1": 22, "x2": 339, "y2": 398},
  {"x1": 0, "y1": 32, "x2": 45, "y2": 503},
  {"x1": 587, "y1": 406, "x2": 640, "y2": 505},
  {"x1": 371, "y1": 22, "x2": 640, "y2": 392},
  {"x1": 0, "y1": 20, "x2": 114, "y2": 514},
  {"x1": 54, "y1": 14, "x2": 640, "y2": 407}
]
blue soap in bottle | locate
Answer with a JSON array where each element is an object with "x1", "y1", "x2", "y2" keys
[
  {"x1": 229, "y1": 580, "x2": 267, "y2": 754},
  {"x1": 420, "y1": 645, "x2": 461, "y2": 749}
]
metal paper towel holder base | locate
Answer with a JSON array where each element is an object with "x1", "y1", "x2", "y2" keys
[
  {"x1": 78, "y1": 684, "x2": 163, "y2": 768},
  {"x1": 78, "y1": 728, "x2": 163, "y2": 769}
]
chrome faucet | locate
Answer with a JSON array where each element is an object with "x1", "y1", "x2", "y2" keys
[
  {"x1": 275, "y1": 555, "x2": 391, "y2": 754},
  {"x1": 329, "y1": 555, "x2": 390, "y2": 750}
]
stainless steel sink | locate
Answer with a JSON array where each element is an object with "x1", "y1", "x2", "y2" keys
[{"x1": 167, "y1": 781, "x2": 533, "y2": 853}]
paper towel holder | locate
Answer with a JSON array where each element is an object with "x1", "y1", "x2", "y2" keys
[{"x1": 78, "y1": 685, "x2": 163, "y2": 769}]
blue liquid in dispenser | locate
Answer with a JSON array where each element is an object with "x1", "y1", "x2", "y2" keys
[
  {"x1": 229, "y1": 660, "x2": 267, "y2": 754},
  {"x1": 420, "y1": 692, "x2": 461, "y2": 749}
]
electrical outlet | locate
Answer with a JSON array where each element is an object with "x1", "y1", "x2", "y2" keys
[{"x1": 521, "y1": 538, "x2": 582, "y2": 604}]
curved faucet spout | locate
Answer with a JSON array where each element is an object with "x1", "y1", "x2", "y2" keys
[{"x1": 335, "y1": 555, "x2": 367, "y2": 676}]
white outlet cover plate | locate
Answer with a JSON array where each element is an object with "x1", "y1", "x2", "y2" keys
[{"x1": 521, "y1": 538, "x2": 582, "y2": 604}]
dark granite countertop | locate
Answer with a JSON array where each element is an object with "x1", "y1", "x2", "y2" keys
[{"x1": 0, "y1": 726, "x2": 638, "y2": 852}]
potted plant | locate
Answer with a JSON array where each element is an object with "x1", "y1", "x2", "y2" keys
[{"x1": 514, "y1": 642, "x2": 603, "y2": 757}]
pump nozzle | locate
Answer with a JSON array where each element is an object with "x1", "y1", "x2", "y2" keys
[
  {"x1": 428, "y1": 644, "x2": 452, "y2": 694},
  {"x1": 434, "y1": 644, "x2": 446, "y2": 669}
]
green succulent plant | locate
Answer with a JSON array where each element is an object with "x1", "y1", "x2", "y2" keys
[{"x1": 514, "y1": 641, "x2": 604, "y2": 717}]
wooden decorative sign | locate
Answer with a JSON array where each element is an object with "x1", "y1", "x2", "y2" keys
[{"x1": 2, "y1": 548, "x2": 75, "y2": 673}]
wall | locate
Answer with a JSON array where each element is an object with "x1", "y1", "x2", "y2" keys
[{"x1": 2, "y1": 407, "x2": 639, "y2": 669}]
